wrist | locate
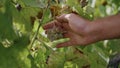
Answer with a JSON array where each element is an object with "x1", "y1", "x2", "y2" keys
[{"x1": 84, "y1": 21, "x2": 103, "y2": 43}]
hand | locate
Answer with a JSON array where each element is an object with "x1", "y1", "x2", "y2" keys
[
  {"x1": 43, "y1": 13, "x2": 120, "y2": 48},
  {"x1": 43, "y1": 13, "x2": 99, "y2": 48}
]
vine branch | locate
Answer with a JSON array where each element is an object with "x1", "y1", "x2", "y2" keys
[{"x1": 29, "y1": 0, "x2": 51, "y2": 48}]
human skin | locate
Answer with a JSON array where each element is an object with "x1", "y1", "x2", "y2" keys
[{"x1": 43, "y1": 13, "x2": 120, "y2": 48}]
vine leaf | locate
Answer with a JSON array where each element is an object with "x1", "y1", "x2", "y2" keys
[
  {"x1": 0, "y1": 0, "x2": 17, "y2": 41},
  {"x1": 21, "y1": 0, "x2": 46, "y2": 8}
]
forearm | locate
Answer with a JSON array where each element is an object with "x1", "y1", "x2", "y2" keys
[{"x1": 86, "y1": 14, "x2": 120, "y2": 41}]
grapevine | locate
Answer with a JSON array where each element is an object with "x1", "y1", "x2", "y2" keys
[{"x1": 0, "y1": 0, "x2": 120, "y2": 68}]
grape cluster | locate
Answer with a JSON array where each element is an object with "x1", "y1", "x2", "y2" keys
[{"x1": 46, "y1": 26, "x2": 64, "y2": 41}]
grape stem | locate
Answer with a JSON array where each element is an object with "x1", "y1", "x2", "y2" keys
[
  {"x1": 36, "y1": 37, "x2": 54, "y2": 51},
  {"x1": 29, "y1": 0, "x2": 51, "y2": 49}
]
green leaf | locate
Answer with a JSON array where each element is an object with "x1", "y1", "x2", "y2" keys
[
  {"x1": 47, "y1": 52, "x2": 65, "y2": 68},
  {"x1": 65, "y1": 47, "x2": 89, "y2": 68},
  {"x1": 34, "y1": 49, "x2": 47, "y2": 68},
  {"x1": 0, "y1": 0, "x2": 17, "y2": 41},
  {"x1": 108, "y1": 39, "x2": 120, "y2": 53},
  {"x1": 83, "y1": 45, "x2": 108, "y2": 68},
  {"x1": 12, "y1": 35, "x2": 30, "y2": 48},
  {"x1": 42, "y1": 9, "x2": 52, "y2": 25},
  {"x1": 12, "y1": 5, "x2": 41, "y2": 33},
  {"x1": 0, "y1": 36, "x2": 31, "y2": 68},
  {"x1": 92, "y1": 45, "x2": 109, "y2": 63},
  {"x1": 20, "y1": 0, "x2": 47, "y2": 8},
  {"x1": 66, "y1": 0, "x2": 93, "y2": 20}
]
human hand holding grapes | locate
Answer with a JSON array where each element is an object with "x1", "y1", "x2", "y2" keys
[
  {"x1": 43, "y1": 13, "x2": 120, "y2": 48},
  {"x1": 43, "y1": 13, "x2": 97, "y2": 48}
]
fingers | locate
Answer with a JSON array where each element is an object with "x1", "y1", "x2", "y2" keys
[
  {"x1": 43, "y1": 13, "x2": 78, "y2": 30},
  {"x1": 43, "y1": 21, "x2": 55, "y2": 30},
  {"x1": 56, "y1": 14, "x2": 69, "y2": 23},
  {"x1": 56, "y1": 40, "x2": 79, "y2": 48},
  {"x1": 56, "y1": 32, "x2": 76, "y2": 48},
  {"x1": 56, "y1": 41, "x2": 72, "y2": 48},
  {"x1": 56, "y1": 13, "x2": 77, "y2": 23},
  {"x1": 43, "y1": 20, "x2": 62, "y2": 30},
  {"x1": 61, "y1": 23, "x2": 71, "y2": 31},
  {"x1": 43, "y1": 13, "x2": 75, "y2": 30}
]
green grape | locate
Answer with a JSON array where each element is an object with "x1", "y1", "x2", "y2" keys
[{"x1": 47, "y1": 26, "x2": 63, "y2": 41}]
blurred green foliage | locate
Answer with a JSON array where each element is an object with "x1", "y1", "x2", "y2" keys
[{"x1": 0, "y1": 0, "x2": 120, "y2": 68}]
